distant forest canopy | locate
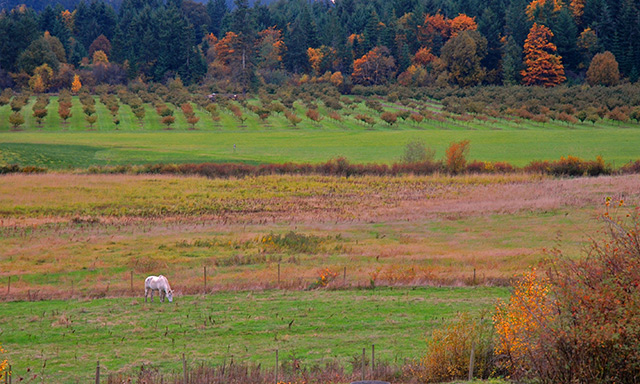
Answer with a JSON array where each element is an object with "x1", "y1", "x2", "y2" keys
[
  {"x1": 0, "y1": 0, "x2": 638, "y2": 93},
  {"x1": 0, "y1": 0, "x2": 268, "y2": 12}
]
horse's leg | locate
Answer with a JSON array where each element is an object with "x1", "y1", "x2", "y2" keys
[
  {"x1": 150, "y1": 289, "x2": 154, "y2": 302},
  {"x1": 161, "y1": 290, "x2": 165, "y2": 302}
]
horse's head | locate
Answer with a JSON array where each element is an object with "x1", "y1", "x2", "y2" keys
[{"x1": 167, "y1": 289, "x2": 174, "y2": 302}]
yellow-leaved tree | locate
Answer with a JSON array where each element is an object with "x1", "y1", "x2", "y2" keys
[{"x1": 71, "y1": 74, "x2": 82, "y2": 94}]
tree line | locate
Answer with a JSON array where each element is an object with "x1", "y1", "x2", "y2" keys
[{"x1": 0, "y1": 0, "x2": 638, "y2": 93}]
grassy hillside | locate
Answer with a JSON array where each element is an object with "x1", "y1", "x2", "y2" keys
[{"x1": 1, "y1": 96, "x2": 640, "y2": 168}]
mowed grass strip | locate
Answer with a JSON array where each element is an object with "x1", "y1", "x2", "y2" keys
[
  {"x1": 2, "y1": 128, "x2": 640, "y2": 168},
  {"x1": 0, "y1": 287, "x2": 508, "y2": 382}
]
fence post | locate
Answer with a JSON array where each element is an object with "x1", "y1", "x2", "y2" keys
[
  {"x1": 204, "y1": 266, "x2": 207, "y2": 294},
  {"x1": 343, "y1": 267, "x2": 346, "y2": 284},
  {"x1": 372, "y1": 344, "x2": 375, "y2": 373},
  {"x1": 277, "y1": 263, "x2": 281, "y2": 285},
  {"x1": 130, "y1": 271, "x2": 134, "y2": 293},
  {"x1": 6, "y1": 276, "x2": 9, "y2": 294},
  {"x1": 95, "y1": 360, "x2": 100, "y2": 384},
  {"x1": 182, "y1": 353, "x2": 187, "y2": 384},
  {"x1": 468, "y1": 341, "x2": 476, "y2": 381},
  {"x1": 473, "y1": 268, "x2": 476, "y2": 285},
  {"x1": 362, "y1": 348, "x2": 366, "y2": 381},
  {"x1": 8, "y1": 365, "x2": 11, "y2": 384},
  {"x1": 275, "y1": 349, "x2": 279, "y2": 384}
]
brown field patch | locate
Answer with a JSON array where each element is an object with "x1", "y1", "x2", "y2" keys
[{"x1": 0, "y1": 173, "x2": 637, "y2": 300}]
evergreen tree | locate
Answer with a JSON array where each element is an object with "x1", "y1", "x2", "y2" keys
[
  {"x1": 284, "y1": 16, "x2": 311, "y2": 73},
  {"x1": 0, "y1": 7, "x2": 40, "y2": 72},
  {"x1": 362, "y1": 9, "x2": 381, "y2": 53},
  {"x1": 505, "y1": 0, "x2": 532, "y2": 47},
  {"x1": 550, "y1": 8, "x2": 579, "y2": 72},
  {"x1": 501, "y1": 34, "x2": 522, "y2": 85},
  {"x1": 479, "y1": 7, "x2": 502, "y2": 81},
  {"x1": 207, "y1": 0, "x2": 228, "y2": 37}
]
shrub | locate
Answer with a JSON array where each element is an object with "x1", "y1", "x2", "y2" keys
[
  {"x1": 161, "y1": 115, "x2": 175, "y2": 129},
  {"x1": 8, "y1": 112, "x2": 25, "y2": 130},
  {"x1": 305, "y1": 108, "x2": 323, "y2": 123},
  {"x1": 409, "y1": 113, "x2": 424, "y2": 125},
  {"x1": 380, "y1": 111, "x2": 397, "y2": 126},
  {"x1": 285, "y1": 110, "x2": 302, "y2": 127},
  {"x1": 401, "y1": 138, "x2": 435, "y2": 163},
  {"x1": 445, "y1": 140, "x2": 470, "y2": 174},
  {"x1": 85, "y1": 114, "x2": 98, "y2": 128},
  {"x1": 411, "y1": 313, "x2": 496, "y2": 383},
  {"x1": 494, "y1": 202, "x2": 640, "y2": 383}
]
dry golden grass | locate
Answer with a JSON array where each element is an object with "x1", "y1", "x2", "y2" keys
[{"x1": 1, "y1": 173, "x2": 638, "y2": 300}]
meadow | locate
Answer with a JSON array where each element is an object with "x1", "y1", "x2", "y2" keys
[
  {"x1": 2, "y1": 90, "x2": 640, "y2": 382},
  {"x1": 0, "y1": 287, "x2": 507, "y2": 382}
]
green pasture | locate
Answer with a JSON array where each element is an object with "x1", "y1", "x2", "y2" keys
[
  {"x1": 1, "y1": 129, "x2": 639, "y2": 169},
  {"x1": 1, "y1": 96, "x2": 640, "y2": 168},
  {"x1": 0, "y1": 287, "x2": 508, "y2": 382}
]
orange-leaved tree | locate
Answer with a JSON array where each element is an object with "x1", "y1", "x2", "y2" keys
[
  {"x1": 445, "y1": 139, "x2": 470, "y2": 174},
  {"x1": 71, "y1": 74, "x2": 82, "y2": 94},
  {"x1": 352, "y1": 46, "x2": 396, "y2": 85},
  {"x1": 521, "y1": 23, "x2": 566, "y2": 87},
  {"x1": 449, "y1": 13, "x2": 477, "y2": 37}
]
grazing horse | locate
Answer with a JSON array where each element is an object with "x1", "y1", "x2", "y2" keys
[{"x1": 144, "y1": 275, "x2": 174, "y2": 302}]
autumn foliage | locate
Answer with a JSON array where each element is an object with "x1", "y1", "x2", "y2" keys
[
  {"x1": 445, "y1": 140, "x2": 470, "y2": 174},
  {"x1": 352, "y1": 47, "x2": 396, "y2": 85},
  {"x1": 586, "y1": 51, "x2": 620, "y2": 86},
  {"x1": 521, "y1": 23, "x2": 566, "y2": 87},
  {"x1": 494, "y1": 201, "x2": 640, "y2": 382}
]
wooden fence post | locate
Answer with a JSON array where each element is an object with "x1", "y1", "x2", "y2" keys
[
  {"x1": 372, "y1": 344, "x2": 375, "y2": 373},
  {"x1": 182, "y1": 353, "x2": 187, "y2": 384},
  {"x1": 130, "y1": 271, "x2": 134, "y2": 293},
  {"x1": 468, "y1": 341, "x2": 476, "y2": 381},
  {"x1": 95, "y1": 360, "x2": 100, "y2": 384},
  {"x1": 473, "y1": 268, "x2": 476, "y2": 285},
  {"x1": 277, "y1": 263, "x2": 281, "y2": 285},
  {"x1": 343, "y1": 267, "x2": 346, "y2": 284},
  {"x1": 6, "y1": 276, "x2": 9, "y2": 294},
  {"x1": 362, "y1": 348, "x2": 366, "y2": 381},
  {"x1": 275, "y1": 349, "x2": 279, "y2": 384},
  {"x1": 204, "y1": 266, "x2": 207, "y2": 294}
]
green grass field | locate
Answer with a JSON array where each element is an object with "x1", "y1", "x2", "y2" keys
[
  {"x1": 1, "y1": 96, "x2": 640, "y2": 168},
  {"x1": 0, "y1": 287, "x2": 508, "y2": 382}
]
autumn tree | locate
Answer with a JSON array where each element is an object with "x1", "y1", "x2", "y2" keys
[
  {"x1": 8, "y1": 112, "x2": 25, "y2": 130},
  {"x1": 413, "y1": 47, "x2": 437, "y2": 66},
  {"x1": 521, "y1": 23, "x2": 566, "y2": 87},
  {"x1": 71, "y1": 74, "x2": 82, "y2": 94},
  {"x1": 440, "y1": 31, "x2": 487, "y2": 87},
  {"x1": 380, "y1": 111, "x2": 397, "y2": 126},
  {"x1": 352, "y1": 46, "x2": 396, "y2": 85},
  {"x1": 449, "y1": 14, "x2": 478, "y2": 37},
  {"x1": 445, "y1": 140, "x2": 470, "y2": 174},
  {"x1": 89, "y1": 34, "x2": 111, "y2": 57},
  {"x1": 255, "y1": 27, "x2": 285, "y2": 71},
  {"x1": 586, "y1": 51, "x2": 620, "y2": 86},
  {"x1": 330, "y1": 71, "x2": 344, "y2": 87},
  {"x1": 526, "y1": 0, "x2": 563, "y2": 23}
]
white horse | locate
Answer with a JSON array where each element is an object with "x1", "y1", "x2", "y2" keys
[{"x1": 144, "y1": 275, "x2": 174, "y2": 302}]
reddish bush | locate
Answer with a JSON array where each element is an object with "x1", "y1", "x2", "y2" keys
[{"x1": 495, "y1": 202, "x2": 640, "y2": 382}]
